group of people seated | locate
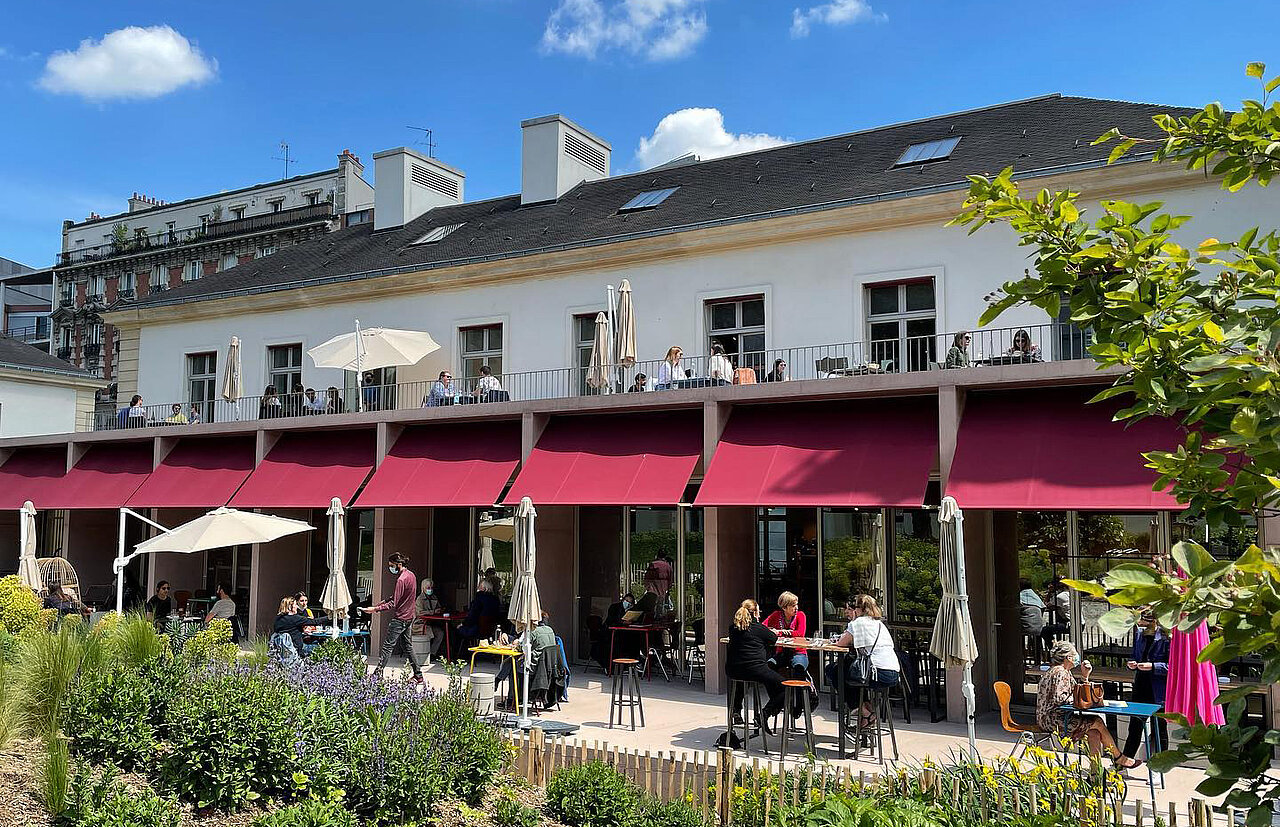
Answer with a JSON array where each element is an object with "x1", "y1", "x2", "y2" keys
[
  {"x1": 143, "y1": 580, "x2": 242, "y2": 636},
  {"x1": 421, "y1": 367, "x2": 508, "y2": 406},
  {"x1": 271, "y1": 591, "x2": 334, "y2": 663},
  {"x1": 260, "y1": 384, "x2": 346, "y2": 418},
  {"x1": 944, "y1": 328, "x2": 1043, "y2": 369},
  {"x1": 117, "y1": 395, "x2": 204, "y2": 427},
  {"x1": 647, "y1": 346, "x2": 786, "y2": 391},
  {"x1": 725, "y1": 592, "x2": 899, "y2": 739}
]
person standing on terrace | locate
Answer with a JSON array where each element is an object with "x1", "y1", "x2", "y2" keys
[
  {"x1": 656, "y1": 346, "x2": 686, "y2": 388},
  {"x1": 945, "y1": 331, "x2": 972, "y2": 369},
  {"x1": 259, "y1": 386, "x2": 282, "y2": 418},
  {"x1": 708, "y1": 342, "x2": 735, "y2": 385},
  {"x1": 361, "y1": 552, "x2": 424, "y2": 687}
]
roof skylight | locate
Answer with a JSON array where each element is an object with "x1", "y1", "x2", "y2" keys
[
  {"x1": 618, "y1": 187, "x2": 679, "y2": 212},
  {"x1": 894, "y1": 136, "x2": 961, "y2": 167},
  {"x1": 412, "y1": 223, "x2": 465, "y2": 245}
]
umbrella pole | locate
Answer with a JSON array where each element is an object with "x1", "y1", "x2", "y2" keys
[
  {"x1": 518, "y1": 633, "x2": 533, "y2": 728},
  {"x1": 953, "y1": 508, "x2": 978, "y2": 759},
  {"x1": 355, "y1": 319, "x2": 365, "y2": 413},
  {"x1": 115, "y1": 508, "x2": 127, "y2": 614}
]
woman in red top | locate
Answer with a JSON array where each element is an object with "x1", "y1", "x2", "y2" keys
[{"x1": 762, "y1": 591, "x2": 809, "y2": 680}]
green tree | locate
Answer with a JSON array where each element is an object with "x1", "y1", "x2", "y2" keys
[{"x1": 950, "y1": 63, "x2": 1280, "y2": 824}]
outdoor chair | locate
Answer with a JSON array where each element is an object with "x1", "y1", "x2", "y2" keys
[
  {"x1": 733, "y1": 367, "x2": 756, "y2": 385},
  {"x1": 686, "y1": 618, "x2": 706, "y2": 684},
  {"x1": 815, "y1": 356, "x2": 849, "y2": 378},
  {"x1": 993, "y1": 680, "x2": 1055, "y2": 758}
]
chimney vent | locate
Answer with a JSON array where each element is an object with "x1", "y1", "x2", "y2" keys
[
  {"x1": 521, "y1": 114, "x2": 610, "y2": 204},
  {"x1": 371, "y1": 147, "x2": 464, "y2": 230}
]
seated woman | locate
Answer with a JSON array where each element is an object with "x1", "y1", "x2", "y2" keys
[
  {"x1": 828, "y1": 595, "x2": 900, "y2": 731},
  {"x1": 1006, "y1": 328, "x2": 1042, "y2": 361},
  {"x1": 1037, "y1": 641, "x2": 1143, "y2": 769},
  {"x1": 456, "y1": 578, "x2": 501, "y2": 647},
  {"x1": 762, "y1": 591, "x2": 809, "y2": 681},
  {"x1": 591, "y1": 592, "x2": 637, "y2": 669},
  {"x1": 725, "y1": 599, "x2": 786, "y2": 733},
  {"x1": 415, "y1": 578, "x2": 447, "y2": 662},
  {"x1": 945, "y1": 331, "x2": 972, "y2": 369},
  {"x1": 271, "y1": 596, "x2": 331, "y2": 663},
  {"x1": 656, "y1": 346, "x2": 686, "y2": 389},
  {"x1": 494, "y1": 613, "x2": 561, "y2": 711}
]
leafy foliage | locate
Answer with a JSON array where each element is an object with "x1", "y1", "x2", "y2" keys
[
  {"x1": 58, "y1": 764, "x2": 180, "y2": 827},
  {"x1": 634, "y1": 795, "x2": 709, "y2": 827},
  {"x1": 545, "y1": 761, "x2": 641, "y2": 827},
  {"x1": 179, "y1": 618, "x2": 238, "y2": 668},
  {"x1": 0, "y1": 575, "x2": 43, "y2": 635},
  {"x1": 64, "y1": 655, "x2": 180, "y2": 770},
  {"x1": 306, "y1": 636, "x2": 366, "y2": 676},
  {"x1": 252, "y1": 795, "x2": 355, "y2": 827},
  {"x1": 492, "y1": 788, "x2": 542, "y2": 827},
  {"x1": 951, "y1": 61, "x2": 1280, "y2": 827}
]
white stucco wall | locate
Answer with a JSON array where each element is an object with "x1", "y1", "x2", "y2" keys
[
  {"x1": 0, "y1": 377, "x2": 79, "y2": 437},
  {"x1": 130, "y1": 177, "x2": 1279, "y2": 407}
]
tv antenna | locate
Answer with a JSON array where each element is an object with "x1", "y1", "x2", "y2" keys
[
  {"x1": 407, "y1": 126, "x2": 437, "y2": 158},
  {"x1": 273, "y1": 141, "x2": 296, "y2": 179}
]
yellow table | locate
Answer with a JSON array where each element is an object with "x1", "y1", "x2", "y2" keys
[{"x1": 469, "y1": 645, "x2": 523, "y2": 709}]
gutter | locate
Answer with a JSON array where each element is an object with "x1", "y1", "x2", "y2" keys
[
  {"x1": 128, "y1": 152, "x2": 1159, "y2": 311},
  {"x1": 0, "y1": 361, "x2": 100, "y2": 381}
]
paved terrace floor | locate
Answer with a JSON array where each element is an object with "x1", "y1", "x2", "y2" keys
[{"x1": 384, "y1": 656, "x2": 1209, "y2": 812}]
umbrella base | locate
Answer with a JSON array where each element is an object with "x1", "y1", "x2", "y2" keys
[{"x1": 495, "y1": 716, "x2": 579, "y2": 736}]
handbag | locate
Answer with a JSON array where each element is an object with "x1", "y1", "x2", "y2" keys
[
  {"x1": 845, "y1": 622, "x2": 882, "y2": 686},
  {"x1": 1072, "y1": 681, "x2": 1104, "y2": 710}
]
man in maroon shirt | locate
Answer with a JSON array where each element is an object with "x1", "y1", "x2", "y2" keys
[{"x1": 360, "y1": 552, "x2": 424, "y2": 685}]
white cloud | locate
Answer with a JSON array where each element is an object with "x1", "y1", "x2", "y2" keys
[
  {"x1": 541, "y1": 0, "x2": 708, "y2": 61},
  {"x1": 39, "y1": 25, "x2": 216, "y2": 101},
  {"x1": 791, "y1": 0, "x2": 882, "y2": 38},
  {"x1": 635, "y1": 108, "x2": 789, "y2": 169}
]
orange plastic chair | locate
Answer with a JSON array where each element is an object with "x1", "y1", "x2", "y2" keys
[
  {"x1": 994, "y1": 680, "x2": 1054, "y2": 757},
  {"x1": 733, "y1": 368, "x2": 757, "y2": 385}
]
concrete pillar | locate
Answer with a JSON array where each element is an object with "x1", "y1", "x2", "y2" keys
[
  {"x1": 521, "y1": 412, "x2": 549, "y2": 461},
  {"x1": 703, "y1": 506, "x2": 755, "y2": 694},
  {"x1": 937, "y1": 384, "x2": 965, "y2": 492},
  {"x1": 248, "y1": 507, "x2": 311, "y2": 635},
  {"x1": 371, "y1": 507, "x2": 430, "y2": 655},
  {"x1": 534, "y1": 505, "x2": 576, "y2": 654}
]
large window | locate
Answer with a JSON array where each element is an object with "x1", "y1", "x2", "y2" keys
[
  {"x1": 460, "y1": 324, "x2": 502, "y2": 388},
  {"x1": 118, "y1": 270, "x2": 135, "y2": 294},
  {"x1": 820, "y1": 509, "x2": 884, "y2": 635},
  {"x1": 890, "y1": 508, "x2": 941, "y2": 624},
  {"x1": 267, "y1": 344, "x2": 302, "y2": 394},
  {"x1": 706, "y1": 296, "x2": 765, "y2": 375},
  {"x1": 574, "y1": 313, "x2": 598, "y2": 395},
  {"x1": 87, "y1": 273, "x2": 105, "y2": 298},
  {"x1": 184, "y1": 261, "x2": 202, "y2": 282},
  {"x1": 866, "y1": 280, "x2": 936, "y2": 372},
  {"x1": 186, "y1": 352, "x2": 217, "y2": 422}
]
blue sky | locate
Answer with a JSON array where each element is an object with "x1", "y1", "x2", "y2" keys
[{"x1": 1, "y1": 0, "x2": 1276, "y2": 267}]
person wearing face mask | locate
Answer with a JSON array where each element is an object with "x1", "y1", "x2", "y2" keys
[
  {"x1": 415, "y1": 578, "x2": 446, "y2": 663},
  {"x1": 360, "y1": 553, "x2": 424, "y2": 687}
]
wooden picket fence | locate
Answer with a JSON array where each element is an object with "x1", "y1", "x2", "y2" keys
[{"x1": 502, "y1": 727, "x2": 1225, "y2": 827}]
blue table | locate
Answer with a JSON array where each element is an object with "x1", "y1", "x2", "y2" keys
[
  {"x1": 1060, "y1": 701, "x2": 1162, "y2": 806},
  {"x1": 308, "y1": 629, "x2": 370, "y2": 655}
]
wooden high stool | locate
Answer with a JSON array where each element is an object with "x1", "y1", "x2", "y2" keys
[
  {"x1": 780, "y1": 679, "x2": 815, "y2": 759},
  {"x1": 609, "y1": 658, "x2": 645, "y2": 730},
  {"x1": 726, "y1": 678, "x2": 770, "y2": 753}
]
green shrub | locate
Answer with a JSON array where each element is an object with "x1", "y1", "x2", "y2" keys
[
  {"x1": 180, "y1": 618, "x2": 237, "y2": 667},
  {"x1": 546, "y1": 761, "x2": 640, "y2": 827},
  {"x1": 0, "y1": 626, "x2": 18, "y2": 663},
  {"x1": 65, "y1": 655, "x2": 180, "y2": 769},
  {"x1": 0, "y1": 575, "x2": 42, "y2": 635},
  {"x1": 307, "y1": 636, "x2": 365, "y2": 676},
  {"x1": 253, "y1": 797, "x2": 356, "y2": 827},
  {"x1": 493, "y1": 788, "x2": 540, "y2": 827},
  {"x1": 634, "y1": 796, "x2": 708, "y2": 827},
  {"x1": 41, "y1": 734, "x2": 70, "y2": 816},
  {"x1": 156, "y1": 668, "x2": 309, "y2": 810},
  {"x1": 12, "y1": 618, "x2": 90, "y2": 738},
  {"x1": 59, "y1": 764, "x2": 180, "y2": 827},
  {"x1": 105, "y1": 614, "x2": 170, "y2": 669}
]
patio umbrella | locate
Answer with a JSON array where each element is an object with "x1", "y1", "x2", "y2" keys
[
  {"x1": 585, "y1": 312, "x2": 611, "y2": 391},
  {"x1": 321, "y1": 498, "x2": 353, "y2": 636},
  {"x1": 507, "y1": 497, "x2": 542, "y2": 725},
  {"x1": 614, "y1": 279, "x2": 637, "y2": 368},
  {"x1": 221, "y1": 336, "x2": 243, "y2": 420},
  {"x1": 479, "y1": 515, "x2": 515, "y2": 544},
  {"x1": 478, "y1": 536, "x2": 496, "y2": 574},
  {"x1": 308, "y1": 321, "x2": 440, "y2": 411},
  {"x1": 118, "y1": 507, "x2": 313, "y2": 613},
  {"x1": 930, "y1": 496, "x2": 979, "y2": 758},
  {"x1": 17, "y1": 501, "x2": 41, "y2": 592},
  {"x1": 1167, "y1": 620, "x2": 1225, "y2": 725}
]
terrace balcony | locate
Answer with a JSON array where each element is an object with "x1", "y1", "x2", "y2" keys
[{"x1": 85, "y1": 322, "x2": 1098, "y2": 432}]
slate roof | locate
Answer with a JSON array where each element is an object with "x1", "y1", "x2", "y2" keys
[
  {"x1": 0, "y1": 335, "x2": 90, "y2": 377},
  {"x1": 134, "y1": 94, "x2": 1189, "y2": 310}
]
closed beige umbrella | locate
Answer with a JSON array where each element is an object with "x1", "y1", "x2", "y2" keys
[
  {"x1": 221, "y1": 336, "x2": 243, "y2": 420},
  {"x1": 930, "y1": 496, "x2": 978, "y2": 757},
  {"x1": 18, "y1": 501, "x2": 41, "y2": 592},
  {"x1": 321, "y1": 497, "x2": 353, "y2": 635},
  {"x1": 507, "y1": 497, "x2": 542, "y2": 724},
  {"x1": 614, "y1": 279, "x2": 637, "y2": 368},
  {"x1": 585, "y1": 311, "x2": 611, "y2": 391}
]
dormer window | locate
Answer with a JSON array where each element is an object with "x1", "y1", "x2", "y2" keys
[{"x1": 412, "y1": 223, "x2": 465, "y2": 245}]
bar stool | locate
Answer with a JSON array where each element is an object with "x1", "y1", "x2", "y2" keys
[
  {"x1": 780, "y1": 680, "x2": 815, "y2": 760},
  {"x1": 851, "y1": 684, "x2": 898, "y2": 764},
  {"x1": 726, "y1": 678, "x2": 769, "y2": 753},
  {"x1": 609, "y1": 658, "x2": 645, "y2": 730}
]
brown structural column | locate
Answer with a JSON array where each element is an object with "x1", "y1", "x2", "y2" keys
[
  {"x1": 703, "y1": 507, "x2": 755, "y2": 694},
  {"x1": 521, "y1": 411, "x2": 549, "y2": 462},
  {"x1": 700, "y1": 400, "x2": 731, "y2": 694}
]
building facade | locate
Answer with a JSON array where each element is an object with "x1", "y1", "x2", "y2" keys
[
  {"x1": 0, "y1": 334, "x2": 99, "y2": 437},
  {"x1": 2, "y1": 96, "x2": 1277, "y2": 725},
  {"x1": 50, "y1": 151, "x2": 374, "y2": 399},
  {"x1": 1, "y1": 260, "x2": 53, "y2": 354}
]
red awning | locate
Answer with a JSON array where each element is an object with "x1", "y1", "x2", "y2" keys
[
  {"x1": 354, "y1": 422, "x2": 521, "y2": 507},
  {"x1": 0, "y1": 446, "x2": 68, "y2": 510},
  {"x1": 696, "y1": 399, "x2": 939, "y2": 507},
  {"x1": 229, "y1": 431, "x2": 375, "y2": 508},
  {"x1": 947, "y1": 386, "x2": 1185, "y2": 510},
  {"x1": 42, "y1": 442, "x2": 154, "y2": 509},
  {"x1": 503, "y1": 411, "x2": 701, "y2": 505},
  {"x1": 126, "y1": 436, "x2": 256, "y2": 509}
]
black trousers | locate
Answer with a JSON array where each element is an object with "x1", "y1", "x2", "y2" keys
[
  {"x1": 727, "y1": 663, "x2": 786, "y2": 718},
  {"x1": 376, "y1": 617, "x2": 422, "y2": 679},
  {"x1": 1123, "y1": 684, "x2": 1168, "y2": 758}
]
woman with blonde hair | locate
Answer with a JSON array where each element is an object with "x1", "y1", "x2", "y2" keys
[
  {"x1": 272, "y1": 595, "x2": 329, "y2": 661},
  {"x1": 656, "y1": 346, "x2": 686, "y2": 389},
  {"x1": 829, "y1": 594, "x2": 900, "y2": 734},
  {"x1": 763, "y1": 591, "x2": 810, "y2": 681},
  {"x1": 725, "y1": 599, "x2": 786, "y2": 733}
]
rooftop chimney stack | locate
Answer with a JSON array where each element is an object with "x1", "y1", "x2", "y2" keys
[
  {"x1": 372, "y1": 147, "x2": 464, "y2": 230},
  {"x1": 520, "y1": 115, "x2": 611, "y2": 205}
]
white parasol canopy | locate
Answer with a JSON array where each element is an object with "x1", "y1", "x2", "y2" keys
[
  {"x1": 507, "y1": 497, "x2": 542, "y2": 725},
  {"x1": 585, "y1": 311, "x2": 611, "y2": 391},
  {"x1": 321, "y1": 497, "x2": 353, "y2": 636},
  {"x1": 479, "y1": 515, "x2": 515, "y2": 544},
  {"x1": 221, "y1": 336, "x2": 243, "y2": 420},
  {"x1": 614, "y1": 279, "x2": 637, "y2": 368},
  {"x1": 308, "y1": 323, "x2": 441, "y2": 372},
  {"x1": 17, "y1": 501, "x2": 41, "y2": 592}
]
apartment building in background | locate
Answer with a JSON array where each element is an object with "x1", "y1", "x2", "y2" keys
[
  {"x1": 49, "y1": 150, "x2": 374, "y2": 402},
  {"x1": 0, "y1": 257, "x2": 53, "y2": 354}
]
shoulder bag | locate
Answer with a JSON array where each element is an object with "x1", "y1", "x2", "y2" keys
[{"x1": 846, "y1": 622, "x2": 881, "y2": 686}]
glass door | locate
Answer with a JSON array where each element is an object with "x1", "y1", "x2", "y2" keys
[
  {"x1": 755, "y1": 508, "x2": 820, "y2": 630},
  {"x1": 576, "y1": 507, "x2": 624, "y2": 661},
  {"x1": 819, "y1": 508, "x2": 884, "y2": 637}
]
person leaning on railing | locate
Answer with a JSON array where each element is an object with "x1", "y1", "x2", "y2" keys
[
  {"x1": 259, "y1": 386, "x2": 283, "y2": 419},
  {"x1": 944, "y1": 331, "x2": 971, "y2": 369}
]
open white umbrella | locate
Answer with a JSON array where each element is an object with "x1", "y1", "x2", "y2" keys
[
  {"x1": 17, "y1": 501, "x2": 41, "y2": 592},
  {"x1": 614, "y1": 279, "x2": 637, "y2": 368},
  {"x1": 585, "y1": 312, "x2": 611, "y2": 391},
  {"x1": 507, "y1": 497, "x2": 542, "y2": 725},
  {"x1": 308, "y1": 321, "x2": 440, "y2": 411},
  {"x1": 116, "y1": 507, "x2": 313, "y2": 613},
  {"x1": 222, "y1": 336, "x2": 243, "y2": 420},
  {"x1": 930, "y1": 496, "x2": 979, "y2": 758},
  {"x1": 321, "y1": 498, "x2": 353, "y2": 636}
]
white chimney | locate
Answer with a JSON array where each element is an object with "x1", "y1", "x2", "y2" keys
[
  {"x1": 520, "y1": 114, "x2": 611, "y2": 205},
  {"x1": 372, "y1": 147, "x2": 465, "y2": 230}
]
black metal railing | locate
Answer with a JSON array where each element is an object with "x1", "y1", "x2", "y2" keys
[
  {"x1": 3, "y1": 319, "x2": 52, "y2": 344},
  {"x1": 84, "y1": 322, "x2": 1091, "y2": 431},
  {"x1": 58, "y1": 203, "x2": 335, "y2": 266}
]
